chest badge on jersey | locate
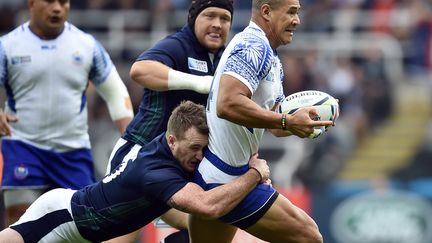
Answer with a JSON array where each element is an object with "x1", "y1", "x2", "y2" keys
[
  {"x1": 188, "y1": 57, "x2": 208, "y2": 73},
  {"x1": 72, "y1": 52, "x2": 83, "y2": 65}
]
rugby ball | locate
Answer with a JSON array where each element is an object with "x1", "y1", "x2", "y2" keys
[{"x1": 279, "y1": 90, "x2": 339, "y2": 139}]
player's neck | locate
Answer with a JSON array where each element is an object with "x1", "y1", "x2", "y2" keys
[{"x1": 29, "y1": 23, "x2": 63, "y2": 40}]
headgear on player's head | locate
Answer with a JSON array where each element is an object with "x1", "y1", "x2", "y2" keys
[{"x1": 187, "y1": 0, "x2": 234, "y2": 29}]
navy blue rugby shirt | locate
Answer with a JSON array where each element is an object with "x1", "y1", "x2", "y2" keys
[
  {"x1": 123, "y1": 25, "x2": 225, "y2": 146},
  {"x1": 71, "y1": 133, "x2": 191, "y2": 242}
]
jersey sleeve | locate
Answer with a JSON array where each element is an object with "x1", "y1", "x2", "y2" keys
[
  {"x1": 89, "y1": 39, "x2": 114, "y2": 85},
  {"x1": 223, "y1": 34, "x2": 273, "y2": 94},
  {"x1": 141, "y1": 167, "x2": 188, "y2": 204},
  {"x1": 136, "y1": 37, "x2": 185, "y2": 69},
  {"x1": 276, "y1": 61, "x2": 285, "y2": 104},
  {"x1": 0, "y1": 41, "x2": 7, "y2": 86}
]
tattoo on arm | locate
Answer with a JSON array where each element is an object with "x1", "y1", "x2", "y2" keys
[{"x1": 167, "y1": 197, "x2": 187, "y2": 212}]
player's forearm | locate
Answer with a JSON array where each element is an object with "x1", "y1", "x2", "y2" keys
[
  {"x1": 130, "y1": 60, "x2": 211, "y2": 93},
  {"x1": 201, "y1": 169, "x2": 261, "y2": 218},
  {"x1": 130, "y1": 60, "x2": 170, "y2": 90},
  {"x1": 95, "y1": 68, "x2": 134, "y2": 123},
  {"x1": 217, "y1": 93, "x2": 283, "y2": 129}
]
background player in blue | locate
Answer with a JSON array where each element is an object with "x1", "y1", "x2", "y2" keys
[
  {"x1": 189, "y1": 0, "x2": 334, "y2": 242},
  {"x1": 0, "y1": 101, "x2": 271, "y2": 243},
  {"x1": 105, "y1": 0, "x2": 233, "y2": 241},
  {"x1": 0, "y1": 0, "x2": 133, "y2": 226}
]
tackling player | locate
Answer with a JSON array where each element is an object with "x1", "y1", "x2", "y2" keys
[{"x1": 0, "y1": 101, "x2": 270, "y2": 243}]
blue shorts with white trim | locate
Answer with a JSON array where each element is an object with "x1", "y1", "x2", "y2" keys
[
  {"x1": 194, "y1": 149, "x2": 278, "y2": 229},
  {"x1": 1, "y1": 139, "x2": 95, "y2": 190}
]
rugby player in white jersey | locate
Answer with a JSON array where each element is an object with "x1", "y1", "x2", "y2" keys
[
  {"x1": 189, "y1": 0, "x2": 333, "y2": 242},
  {"x1": 0, "y1": 0, "x2": 133, "y2": 226}
]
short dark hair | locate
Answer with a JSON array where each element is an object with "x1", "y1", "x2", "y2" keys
[
  {"x1": 167, "y1": 101, "x2": 208, "y2": 140},
  {"x1": 252, "y1": 0, "x2": 283, "y2": 10}
]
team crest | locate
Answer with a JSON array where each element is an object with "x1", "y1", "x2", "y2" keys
[
  {"x1": 72, "y1": 52, "x2": 83, "y2": 65},
  {"x1": 14, "y1": 164, "x2": 28, "y2": 180}
]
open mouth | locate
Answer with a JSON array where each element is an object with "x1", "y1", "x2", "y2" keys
[
  {"x1": 49, "y1": 16, "x2": 62, "y2": 23},
  {"x1": 286, "y1": 30, "x2": 294, "y2": 36},
  {"x1": 208, "y1": 32, "x2": 221, "y2": 39}
]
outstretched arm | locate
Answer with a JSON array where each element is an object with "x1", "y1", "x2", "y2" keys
[
  {"x1": 168, "y1": 154, "x2": 269, "y2": 219},
  {"x1": 130, "y1": 60, "x2": 212, "y2": 94},
  {"x1": 217, "y1": 74, "x2": 333, "y2": 138}
]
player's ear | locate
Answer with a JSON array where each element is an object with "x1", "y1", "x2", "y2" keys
[
  {"x1": 28, "y1": 0, "x2": 35, "y2": 9},
  {"x1": 167, "y1": 134, "x2": 177, "y2": 149},
  {"x1": 261, "y1": 4, "x2": 272, "y2": 21}
]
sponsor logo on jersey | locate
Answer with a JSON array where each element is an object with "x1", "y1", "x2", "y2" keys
[
  {"x1": 188, "y1": 57, "x2": 208, "y2": 73},
  {"x1": 11, "y1": 56, "x2": 31, "y2": 65},
  {"x1": 41, "y1": 44, "x2": 56, "y2": 50},
  {"x1": 14, "y1": 164, "x2": 28, "y2": 180}
]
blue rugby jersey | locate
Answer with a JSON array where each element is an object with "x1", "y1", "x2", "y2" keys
[
  {"x1": 123, "y1": 25, "x2": 224, "y2": 146},
  {"x1": 71, "y1": 133, "x2": 190, "y2": 242}
]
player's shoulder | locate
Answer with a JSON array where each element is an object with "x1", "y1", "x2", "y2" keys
[
  {"x1": 62, "y1": 22, "x2": 98, "y2": 46},
  {"x1": 0, "y1": 23, "x2": 28, "y2": 44},
  {"x1": 232, "y1": 26, "x2": 273, "y2": 56},
  {"x1": 157, "y1": 27, "x2": 195, "y2": 52}
]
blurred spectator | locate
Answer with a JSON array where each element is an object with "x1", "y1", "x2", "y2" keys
[
  {"x1": 0, "y1": 1, "x2": 26, "y2": 33},
  {"x1": 359, "y1": 49, "x2": 394, "y2": 128},
  {"x1": 405, "y1": 0, "x2": 432, "y2": 75}
]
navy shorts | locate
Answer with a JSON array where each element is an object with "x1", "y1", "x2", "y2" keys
[
  {"x1": 2, "y1": 139, "x2": 95, "y2": 190},
  {"x1": 194, "y1": 149, "x2": 279, "y2": 229}
]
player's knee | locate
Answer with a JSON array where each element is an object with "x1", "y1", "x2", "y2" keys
[
  {"x1": 288, "y1": 215, "x2": 322, "y2": 243},
  {"x1": 0, "y1": 228, "x2": 25, "y2": 243},
  {"x1": 301, "y1": 222, "x2": 323, "y2": 243},
  {"x1": 303, "y1": 220, "x2": 323, "y2": 243},
  {"x1": 308, "y1": 229, "x2": 323, "y2": 243}
]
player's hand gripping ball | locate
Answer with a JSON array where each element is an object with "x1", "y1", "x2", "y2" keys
[{"x1": 279, "y1": 90, "x2": 339, "y2": 139}]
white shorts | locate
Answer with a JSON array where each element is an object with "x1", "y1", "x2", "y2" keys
[{"x1": 10, "y1": 188, "x2": 91, "y2": 243}]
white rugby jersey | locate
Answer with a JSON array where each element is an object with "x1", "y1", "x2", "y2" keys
[
  {"x1": 199, "y1": 21, "x2": 285, "y2": 184},
  {"x1": 0, "y1": 22, "x2": 113, "y2": 151}
]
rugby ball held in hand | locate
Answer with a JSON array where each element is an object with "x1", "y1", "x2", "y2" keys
[{"x1": 279, "y1": 90, "x2": 339, "y2": 139}]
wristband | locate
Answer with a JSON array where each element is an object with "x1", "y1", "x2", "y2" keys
[
  {"x1": 281, "y1": 114, "x2": 287, "y2": 130},
  {"x1": 249, "y1": 167, "x2": 263, "y2": 182}
]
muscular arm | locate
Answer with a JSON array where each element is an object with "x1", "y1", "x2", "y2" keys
[
  {"x1": 129, "y1": 60, "x2": 170, "y2": 90},
  {"x1": 217, "y1": 74, "x2": 333, "y2": 137},
  {"x1": 167, "y1": 168, "x2": 262, "y2": 219},
  {"x1": 129, "y1": 60, "x2": 212, "y2": 93}
]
